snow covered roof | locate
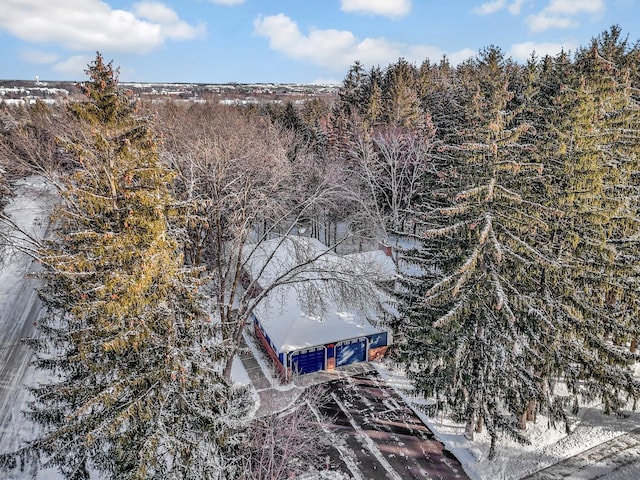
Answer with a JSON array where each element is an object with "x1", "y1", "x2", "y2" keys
[
  {"x1": 243, "y1": 236, "x2": 392, "y2": 353},
  {"x1": 242, "y1": 236, "x2": 397, "y2": 288},
  {"x1": 242, "y1": 236, "x2": 329, "y2": 288},
  {"x1": 253, "y1": 285, "x2": 384, "y2": 353},
  {"x1": 344, "y1": 249, "x2": 396, "y2": 282}
]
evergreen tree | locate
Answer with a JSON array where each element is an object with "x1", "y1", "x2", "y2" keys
[
  {"x1": 383, "y1": 58, "x2": 424, "y2": 129},
  {"x1": 337, "y1": 61, "x2": 367, "y2": 117},
  {"x1": 395, "y1": 36, "x2": 640, "y2": 459},
  {"x1": 361, "y1": 66, "x2": 384, "y2": 128},
  {"x1": 395, "y1": 48, "x2": 551, "y2": 457},
  {"x1": 300, "y1": 97, "x2": 331, "y2": 154},
  {"x1": 541, "y1": 28, "x2": 640, "y2": 409},
  {"x1": 1, "y1": 54, "x2": 251, "y2": 479}
]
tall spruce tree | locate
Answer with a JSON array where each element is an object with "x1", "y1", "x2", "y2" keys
[
  {"x1": 395, "y1": 47, "x2": 554, "y2": 458},
  {"x1": 383, "y1": 59, "x2": 424, "y2": 129},
  {"x1": 1, "y1": 54, "x2": 251, "y2": 479},
  {"x1": 540, "y1": 28, "x2": 640, "y2": 411}
]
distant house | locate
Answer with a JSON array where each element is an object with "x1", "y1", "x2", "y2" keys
[{"x1": 242, "y1": 236, "x2": 394, "y2": 378}]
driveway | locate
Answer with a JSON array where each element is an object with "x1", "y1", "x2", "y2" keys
[{"x1": 318, "y1": 372, "x2": 470, "y2": 480}]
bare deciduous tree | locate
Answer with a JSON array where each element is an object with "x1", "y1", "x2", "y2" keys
[
  {"x1": 0, "y1": 102, "x2": 79, "y2": 182},
  {"x1": 153, "y1": 102, "x2": 392, "y2": 381},
  {"x1": 348, "y1": 124, "x2": 436, "y2": 243},
  {"x1": 244, "y1": 391, "x2": 328, "y2": 480}
]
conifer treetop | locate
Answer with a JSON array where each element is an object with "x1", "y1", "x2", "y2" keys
[{"x1": 74, "y1": 52, "x2": 126, "y2": 126}]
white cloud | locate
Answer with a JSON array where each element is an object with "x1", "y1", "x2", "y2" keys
[
  {"x1": 52, "y1": 55, "x2": 92, "y2": 78},
  {"x1": 253, "y1": 14, "x2": 355, "y2": 69},
  {"x1": 473, "y1": 0, "x2": 527, "y2": 15},
  {"x1": 546, "y1": 0, "x2": 604, "y2": 15},
  {"x1": 525, "y1": 0, "x2": 605, "y2": 32},
  {"x1": 526, "y1": 12, "x2": 577, "y2": 32},
  {"x1": 205, "y1": 0, "x2": 245, "y2": 4},
  {"x1": 473, "y1": 0, "x2": 507, "y2": 15},
  {"x1": 253, "y1": 14, "x2": 473, "y2": 71},
  {"x1": 508, "y1": 40, "x2": 577, "y2": 60},
  {"x1": 0, "y1": 0, "x2": 204, "y2": 55},
  {"x1": 133, "y1": 2, "x2": 179, "y2": 24},
  {"x1": 340, "y1": 0, "x2": 411, "y2": 18},
  {"x1": 446, "y1": 48, "x2": 477, "y2": 65},
  {"x1": 19, "y1": 48, "x2": 59, "y2": 64},
  {"x1": 508, "y1": 0, "x2": 526, "y2": 14}
]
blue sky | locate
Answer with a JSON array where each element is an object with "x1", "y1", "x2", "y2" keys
[{"x1": 0, "y1": 0, "x2": 637, "y2": 84}]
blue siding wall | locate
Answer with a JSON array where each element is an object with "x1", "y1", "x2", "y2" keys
[
  {"x1": 290, "y1": 347, "x2": 326, "y2": 375},
  {"x1": 336, "y1": 338, "x2": 367, "y2": 367},
  {"x1": 367, "y1": 332, "x2": 388, "y2": 348}
]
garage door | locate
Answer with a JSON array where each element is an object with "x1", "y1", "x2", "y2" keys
[
  {"x1": 336, "y1": 338, "x2": 367, "y2": 367},
  {"x1": 290, "y1": 346, "x2": 326, "y2": 375}
]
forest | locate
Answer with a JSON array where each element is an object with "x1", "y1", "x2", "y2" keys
[{"x1": 0, "y1": 24, "x2": 639, "y2": 479}]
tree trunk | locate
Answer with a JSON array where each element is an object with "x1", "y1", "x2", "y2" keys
[
  {"x1": 464, "y1": 417, "x2": 475, "y2": 441},
  {"x1": 222, "y1": 354, "x2": 234, "y2": 382},
  {"x1": 518, "y1": 411, "x2": 527, "y2": 430},
  {"x1": 518, "y1": 399, "x2": 537, "y2": 430},
  {"x1": 526, "y1": 399, "x2": 537, "y2": 422},
  {"x1": 475, "y1": 415, "x2": 484, "y2": 433}
]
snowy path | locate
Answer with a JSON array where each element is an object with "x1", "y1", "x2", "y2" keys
[
  {"x1": 0, "y1": 177, "x2": 57, "y2": 476},
  {"x1": 0, "y1": 284, "x2": 43, "y2": 449},
  {"x1": 237, "y1": 334, "x2": 304, "y2": 416},
  {"x1": 522, "y1": 428, "x2": 640, "y2": 480}
]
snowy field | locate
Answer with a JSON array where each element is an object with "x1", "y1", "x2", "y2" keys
[{"x1": 1, "y1": 178, "x2": 639, "y2": 479}]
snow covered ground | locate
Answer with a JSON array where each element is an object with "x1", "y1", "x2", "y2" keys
[
  {"x1": 2, "y1": 179, "x2": 639, "y2": 479},
  {"x1": 376, "y1": 361, "x2": 640, "y2": 480},
  {"x1": 0, "y1": 176, "x2": 62, "y2": 480}
]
